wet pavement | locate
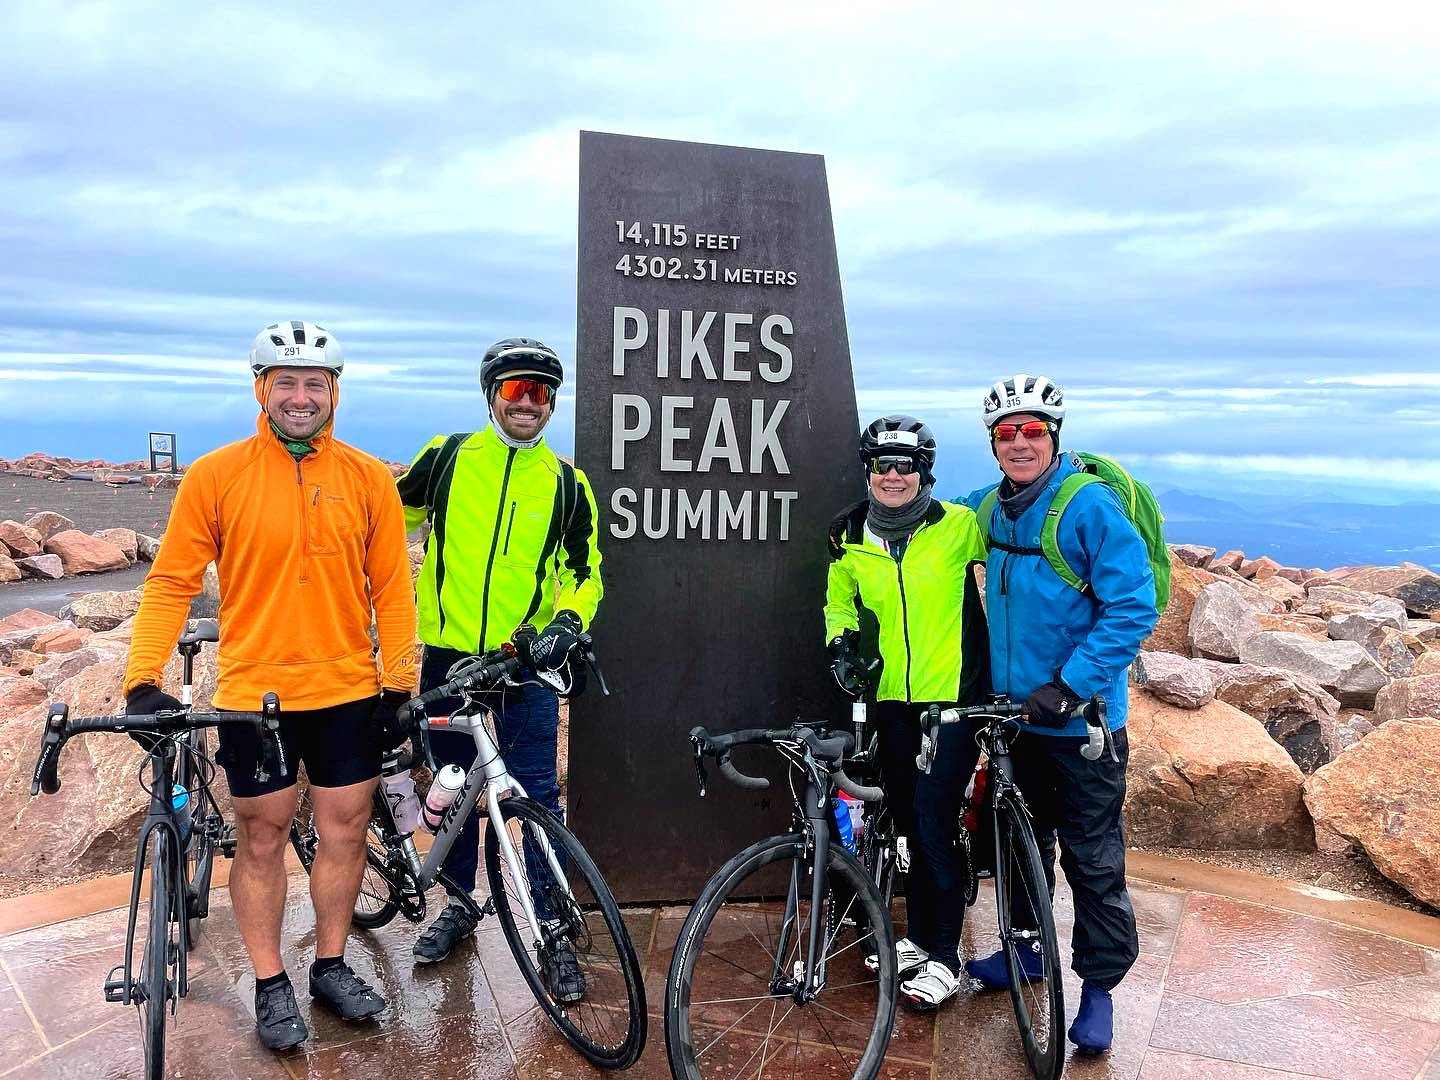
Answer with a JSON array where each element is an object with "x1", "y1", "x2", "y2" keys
[{"x1": 1, "y1": 865, "x2": 1437, "y2": 1079}]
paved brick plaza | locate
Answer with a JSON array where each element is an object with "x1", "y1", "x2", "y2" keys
[{"x1": 1, "y1": 865, "x2": 1436, "y2": 1079}]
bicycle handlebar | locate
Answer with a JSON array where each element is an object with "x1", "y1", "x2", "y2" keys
[
  {"x1": 916, "y1": 694, "x2": 1111, "y2": 773},
  {"x1": 31, "y1": 692, "x2": 283, "y2": 798},
  {"x1": 688, "y1": 725, "x2": 884, "y2": 803}
]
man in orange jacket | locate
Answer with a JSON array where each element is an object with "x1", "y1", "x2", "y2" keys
[{"x1": 122, "y1": 321, "x2": 417, "y2": 1051}]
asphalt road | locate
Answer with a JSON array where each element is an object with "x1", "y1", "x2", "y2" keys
[{"x1": 0, "y1": 563, "x2": 151, "y2": 618}]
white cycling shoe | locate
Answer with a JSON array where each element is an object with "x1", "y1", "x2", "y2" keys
[
  {"x1": 901, "y1": 959, "x2": 962, "y2": 1010},
  {"x1": 864, "y1": 936, "x2": 928, "y2": 975}
]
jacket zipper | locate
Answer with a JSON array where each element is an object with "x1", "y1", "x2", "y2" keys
[
  {"x1": 896, "y1": 554, "x2": 913, "y2": 701},
  {"x1": 501, "y1": 501, "x2": 517, "y2": 556},
  {"x1": 294, "y1": 457, "x2": 308, "y2": 583},
  {"x1": 1003, "y1": 514, "x2": 1016, "y2": 694},
  {"x1": 476, "y1": 448, "x2": 517, "y2": 651}
]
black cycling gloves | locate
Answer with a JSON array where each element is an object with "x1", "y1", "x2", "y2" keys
[
  {"x1": 1024, "y1": 675, "x2": 1083, "y2": 728},
  {"x1": 828, "y1": 629, "x2": 878, "y2": 698},
  {"x1": 529, "y1": 610, "x2": 583, "y2": 672},
  {"x1": 124, "y1": 684, "x2": 182, "y2": 750},
  {"x1": 374, "y1": 688, "x2": 413, "y2": 749}
]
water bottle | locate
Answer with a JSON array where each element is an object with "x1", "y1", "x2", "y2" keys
[
  {"x1": 840, "y1": 793, "x2": 865, "y2": 848},
  {"x1": 831, "y1": 796, "x2": 856, "y2": 854},
  {"x1": 422, "y1": 764, "x2": 466, "y2": 833},
  {"x1": 380, "y1": 752, "x2": 422, "y2": 834},
  {"x1": 171, "y1": 785, "x2": 192, "y2": 847}
]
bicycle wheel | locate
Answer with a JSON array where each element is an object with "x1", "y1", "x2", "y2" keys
[
  {"x1": 993, "y1": 795, "x2": 1064, "y2": 1080},
  {"x1": 484, "y1": 796, "x2": 645, "y2": 1069},
  {"x1": 290, "y1": 783, "x2": 402, "y2": 929},
  {"x1": 139, "y1": 830, "x2": 178, "y2": 1080},
  {"x1": 666, "y1": 833, "x2": 897, "y2": 1080}
]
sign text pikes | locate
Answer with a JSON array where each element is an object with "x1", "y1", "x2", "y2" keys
[{"x1": 607, "y1": 218, "x2": 799, "y2": 543}]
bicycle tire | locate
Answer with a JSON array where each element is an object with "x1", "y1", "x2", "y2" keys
[
  {"x1": 993, "y1": 795, "x2": 1064, "y2": 1080},
  {"x1": 140, "y1": 830, "x2": 176, "y2": 1080},
  {"x1": 484, "y1": 796, "x2": 645, "y2": 1070},
  {"x1": 290, "y1": 784, "x2": 402, "y2": 929},
  {"x1": 666, "y1": 833, "x2": 897, "y2": 1080}
]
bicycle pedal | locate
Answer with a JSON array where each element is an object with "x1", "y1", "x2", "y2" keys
[
  {"x1": 478, "y1": 896, "x2": 497, "y2": 921},
  {"x1": 103, "y1": 966, "x2": 131, "y2": 1003}
]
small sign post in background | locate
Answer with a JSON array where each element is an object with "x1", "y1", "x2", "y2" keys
[
  {"x1": 148, "y1": 432, "x2": 177, "y2": 473},
  {"x1": 570, "y1": 131, "x2": 862, "y2": 902}
]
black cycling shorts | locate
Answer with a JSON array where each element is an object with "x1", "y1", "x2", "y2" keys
[{"x1": 217, "y1": 695, "x2": 381, "y2": 799}]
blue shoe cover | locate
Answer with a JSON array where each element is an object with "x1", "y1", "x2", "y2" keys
[
  {"x1": 1068, "y1": 983, "x2": 1114, "y2": 1053},
  {"x1": 963, "y1": 945, "x2": 1045, "y2": 990}
]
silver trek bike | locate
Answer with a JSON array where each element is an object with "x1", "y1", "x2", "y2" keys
[{"x1": 290, "y1": 628, "x2": 645, "y2": 1069}]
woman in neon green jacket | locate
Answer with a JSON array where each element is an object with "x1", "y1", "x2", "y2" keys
[{"x1": 825, "y1": 414, "x2": 990, "y2": 1010}]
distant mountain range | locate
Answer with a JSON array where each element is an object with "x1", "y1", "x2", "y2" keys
[{"x1": 1155, "y1": 489, "x2": 1440, "y2": 572}]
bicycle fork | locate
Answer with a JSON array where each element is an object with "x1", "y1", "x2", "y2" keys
[{"x1": 772, "y1": 781, "x2": 832, "y2": 1005}]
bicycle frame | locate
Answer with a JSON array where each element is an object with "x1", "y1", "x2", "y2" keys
[
  {"x1": 390, "y1": 705, "x2": 575, "y2": 945},
  {"x1": 766, "y1": 752, "x2": 838, "y2": 1002}
]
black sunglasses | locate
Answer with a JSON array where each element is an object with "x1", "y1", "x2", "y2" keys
[{"x1": 866, "y1": 455, "x2": 920, "y2": 476}]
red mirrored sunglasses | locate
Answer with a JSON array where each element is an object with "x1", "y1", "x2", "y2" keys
[
  {"x1": 495, "y1": 378, "x2": 555, "y2": 406},
  {"x1": 991, "y1": 420, "x2": 1056, "y2": 443}
]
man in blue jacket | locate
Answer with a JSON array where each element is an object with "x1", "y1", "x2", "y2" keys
[{"x1": 964, "y1": 374, "x2": 1157, "y2": 1054}]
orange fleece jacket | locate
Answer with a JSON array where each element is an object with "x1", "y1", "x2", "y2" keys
[{"x1": 123, "y1": 414, "x2": 417, "y2": 711}]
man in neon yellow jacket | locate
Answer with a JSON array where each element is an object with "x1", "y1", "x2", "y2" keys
[
  {"x1": 825, "y1": 414, "x2": 990, "y2": 1010},
  {"x1": 397, "y1": 338, "x2": 602, "y2": 993}
]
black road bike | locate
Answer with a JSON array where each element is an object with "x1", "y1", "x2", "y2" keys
[
  {"x1": 29, "y1": 619, "x2": 282, "y2": 1080},
  {"x1": 669, "y1": 723, "x2": 896, "y2": 1080},
  {"x1": 917, "y1": 694, "x2": 1108, "y2": 1080}
]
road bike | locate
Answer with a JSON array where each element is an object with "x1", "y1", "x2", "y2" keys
[
  {"x1": 916, "y1": 694, "x2": 1108, "y2": 1080},
  {"x1": 669, "y1": 722, "x2": 896, "y2": 1079},
  {"x1": 290, "y1": 630, "x2": 646, "y2": 1070},
  {"x1": 29, "y1": 619, "x2": 281, "y2": 1080}
]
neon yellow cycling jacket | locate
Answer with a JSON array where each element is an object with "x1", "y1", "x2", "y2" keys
[
  {"x1": 398, "y1": 426, "x2": 603, "y2": 653},
  {"x1": 824, "y1": 499, "x2": 990, "y2": 704}
]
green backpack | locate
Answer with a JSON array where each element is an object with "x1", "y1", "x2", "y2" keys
[{"x1": 977, "y1": 452, "x2": 1170, "y2": 613}]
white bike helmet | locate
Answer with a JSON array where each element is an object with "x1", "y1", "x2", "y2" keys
[
  {"x1": 981, "y1": 373, "x2": 1065, "y2": 428},
  {"x1": 249, "y1": 321, "x2": 345, "y2": 377}
]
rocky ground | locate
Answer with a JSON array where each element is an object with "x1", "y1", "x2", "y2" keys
[{"x1": 3, "y1": 469, "x2": 1440, "y2": 918}]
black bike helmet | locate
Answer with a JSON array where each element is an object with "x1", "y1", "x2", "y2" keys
[
  {"x1": 480, "y1": 337, "x2": 564, "y2": 399},
  {"x1": 858, "y1": 415, "x2": 937, "y2": 484}
]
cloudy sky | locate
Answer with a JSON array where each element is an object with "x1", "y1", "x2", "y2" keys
[{"x1": 2, "y1": 1, "x2": 1437, "y2": 506}]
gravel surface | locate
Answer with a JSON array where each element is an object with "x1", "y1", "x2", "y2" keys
[{"x1": 0, "y1": 472, "x2": 176, "y2": 535}]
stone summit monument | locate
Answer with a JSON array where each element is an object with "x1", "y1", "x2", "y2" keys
[{"x1": 570, "y1": 131, "x2": 862, "y2": 901}]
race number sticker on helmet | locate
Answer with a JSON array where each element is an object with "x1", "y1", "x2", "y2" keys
[
  {"x1": 875, "y1": 429, "x2": 920, "y2": 449},
  {"x1": 249, "y1": 320, "x2": 345, "y2": 377}
]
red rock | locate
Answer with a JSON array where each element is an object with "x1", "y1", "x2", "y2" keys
[
  {"x1": 31, "y1": 626, "x2": 93, "y2": 655},
  {"x1": 1210, "y1": 549, "x2": 1245, "y2": 571},
  {"x1": 0, "y1": 608, "x2": 58, "y2": 636},
  {"x1": 1257, "y1": 612, "x2": 1327, "y2": 639},
  {"x1": 0, "y1": 519, "x2": 42, "y2": 557},
  {"x1": 92, "y1": 528, "x2": 138, "y2": 565},
  {"x1": 15, "y1": 554, "x2": 63, "y2": 579},
  {"x1": 1275, "y1": 567, "x2": 1307, "y2": 584},
  {"x1": 0, "y1": 675, "x2": 48, "y2": 712},
  {"x1": 1143, "y1": 557, "x2": 1216, "y2": 655},
  {"x1": 1304, "y1": 719, "x2": 1440, "y2": 907},
  {"x1": 1168, "y1": 544, "x2": 1215, "y2": 568},
  {"x1": 42, "y1": 530, "x2": 128, "y2": 575},
  {"x1": 1415, "y1": 652, "x2": 1440, "y2": 676},
  {"x1": 23, "y1": 511, "x2": 75, "y2": 540},
  {"x1": 1239, "y1": 555, "x2": 1283, "y2": 580},
  {"x1": 0, "y1": 552, "x2": 19, "y2": 583},
  {"x1": 1372, "y1": 674, "x2": 1440, "y2": 723},
  {"x1": 1125, "y1": 688, "x2": 1312, "y2": 849}
]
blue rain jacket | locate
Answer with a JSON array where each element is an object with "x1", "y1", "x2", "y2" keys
[{"x1": 965, "y1": 453, "x2": 1158, "y2": 737}]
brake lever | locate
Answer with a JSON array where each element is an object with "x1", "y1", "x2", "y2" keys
[
  {"x1": 584, "y1": 648, "x2": 611, "y2": 697},
  {"x1": 691, "y1": 739, "x2": 709, "y2": 797},
  {"x1": 915, "y1": 704, "x2": 941, "y2": 775}
]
